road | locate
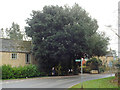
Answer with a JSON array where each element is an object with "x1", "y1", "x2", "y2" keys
[{"x1": 2, "y1": 73, "x2": 114, "y2": 88}]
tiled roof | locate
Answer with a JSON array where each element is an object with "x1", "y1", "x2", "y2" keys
[{"x1": 0, "y1": 38, "x2": 31, "y2": 53}]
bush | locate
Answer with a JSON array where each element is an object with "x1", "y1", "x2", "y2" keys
[
  {"x1": 2, "y1": 64, "x2": 42, "y2": 79},
  {"x1": 2, "y1": 65, "x2": 14, "y2": 79}
]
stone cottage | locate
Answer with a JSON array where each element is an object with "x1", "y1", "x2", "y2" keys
[{"x1": 0, "y1": 38, "x2": 37, "y2": 67}]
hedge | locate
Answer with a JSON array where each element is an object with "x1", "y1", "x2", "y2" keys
[{"x1": 2, "y1": 64, "x2": 42, "y2": 79}]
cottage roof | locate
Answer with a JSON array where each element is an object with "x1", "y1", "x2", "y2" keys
[{"x1": 0, "y1": 38, "x2": 31, "y2": 53}]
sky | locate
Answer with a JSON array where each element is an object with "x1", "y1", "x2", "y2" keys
[{"x1": 0, "y1": 0, "x2": 119, "y2": 54}]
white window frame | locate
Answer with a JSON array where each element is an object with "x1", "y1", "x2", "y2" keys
[{"x1": 11, "y1": 53, "x2": 17, "y2": 59}]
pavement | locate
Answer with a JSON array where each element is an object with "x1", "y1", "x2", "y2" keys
[{"x1": 1, "y1": 73, "x2": 115, "y2": 88}]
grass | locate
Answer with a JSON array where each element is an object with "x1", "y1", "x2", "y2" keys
[{"x1": 70, "y1": 76, "x2": 118, "y2": 88}]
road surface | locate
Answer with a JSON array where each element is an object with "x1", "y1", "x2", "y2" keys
[{"x1": 2, "y1": 73, "x2": 114, "y2": 88}]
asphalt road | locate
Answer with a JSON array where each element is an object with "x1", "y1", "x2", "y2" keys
[{"x1": 2, "y1": 73, "x2": 114, "y2": 88}]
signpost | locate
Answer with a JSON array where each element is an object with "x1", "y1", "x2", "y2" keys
[{"x1": 75, "y1": 58, "x2": 83, "y2": 88}]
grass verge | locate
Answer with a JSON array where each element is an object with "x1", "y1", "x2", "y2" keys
[{"x1": 70, "y1": 76, "x2": 118, "y2": 88}]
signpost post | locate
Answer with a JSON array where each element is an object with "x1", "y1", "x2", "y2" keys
[{"x1": 75, "y1": 58, "x2": 83, "y2": 88}]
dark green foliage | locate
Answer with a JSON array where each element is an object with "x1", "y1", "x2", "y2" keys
[
  {"x1": 2, "y1": 65, "x2": 14, "y2": 79},
  {"x1": 86, "y1": 58, "x2": 102, "y2": 71},
  {"x1": 2, "y1": 64, "x2": 42, "y2": 79},
  {"x1": 25, "y1": 4, "x2": 109, "y2": 75},
  {"x1": 88, "y1": 33, "x2": 109, "y2": 57}
]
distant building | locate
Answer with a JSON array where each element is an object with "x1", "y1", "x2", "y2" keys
[{"x1": 96, "y1": 51, "x2": 118, "y2": 67}]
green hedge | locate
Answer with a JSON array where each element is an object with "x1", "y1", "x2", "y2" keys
[{"x1": 2, "y1": 64, "x2": 42, "y2": 79}]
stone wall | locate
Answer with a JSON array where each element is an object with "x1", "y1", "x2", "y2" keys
[{"x1": 0, "y1": 52, "x2": 37, "y2": 67}]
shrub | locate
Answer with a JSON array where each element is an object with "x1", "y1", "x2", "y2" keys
[
  {"x1": 23, "y1": 64, "x2": 41, "y2": 77},
  {"x1": 2, "y1": 65, "x2": 14, "y2": 79},
  {"x1": 2, "y1": 64, "x2": 42, "y2": 79}
]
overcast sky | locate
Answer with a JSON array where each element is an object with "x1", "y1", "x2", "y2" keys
[{"x1": 0, "y1": 0, "x2": 119, "y2": 54}]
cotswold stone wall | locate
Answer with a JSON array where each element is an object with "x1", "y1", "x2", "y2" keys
[
  {"x1": 1, "y1": 52, "x2": 26, "y2": 67},
  {"x1": 0, "y1": 52, "x2": 37, "y2": 67}
]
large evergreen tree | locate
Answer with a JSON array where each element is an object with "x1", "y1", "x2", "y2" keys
[{"x1": 25, "y1": 4, "x2": 109, "y2": 74}]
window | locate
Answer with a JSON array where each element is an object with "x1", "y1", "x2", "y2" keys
[
  {"x1": 26, "y1": 53, "x2": 30, "y2": 64},
  {"x1": 11, "y1": 53, "x2": 17, "y2": 59}
]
